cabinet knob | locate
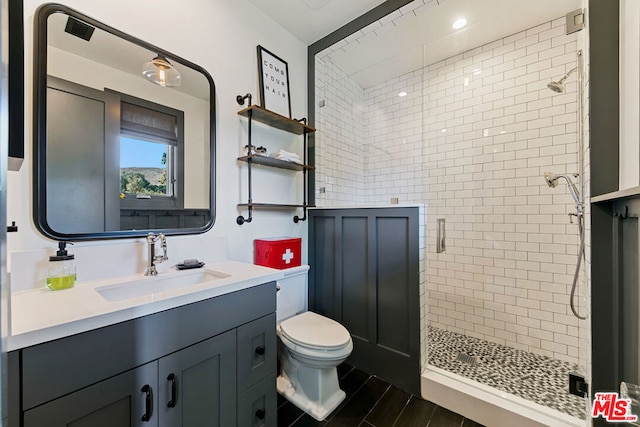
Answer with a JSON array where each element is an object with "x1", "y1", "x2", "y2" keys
[
  {"x1": 255, "y1": 409, "x2": 266, "y2": 420},
  {"x1": 255, "y1": 346, "x2": 265, "y2": 356},
  {"x1": 141, "y1": 384, "x2": 152, "y2": 422}
]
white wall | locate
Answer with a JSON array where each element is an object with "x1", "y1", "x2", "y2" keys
[{"x1": 8, "y1": 0, "x2": 309, "y2": 290}]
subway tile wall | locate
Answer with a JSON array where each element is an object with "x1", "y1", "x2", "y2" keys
[
  {"x1": 315, "y1": 57, "x2": 366, "y2": 206},
  {"x1": 316, "y1": 17, "x2": 583, "y2": 365},
  {"x1": 363, "y1": 70, "x2": 425, "y2": 203},
  {"x1": 422, "y1": 18, "x2": 581, "y2": 364}
]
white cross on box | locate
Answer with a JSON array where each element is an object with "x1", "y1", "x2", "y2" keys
[{"x1": 282, "y1": 248, "x2": 294, "y2": 264}]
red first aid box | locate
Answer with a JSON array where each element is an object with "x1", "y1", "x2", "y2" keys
[{"x1": 254, "y1": 237, "x2": 301, "y2": 269}]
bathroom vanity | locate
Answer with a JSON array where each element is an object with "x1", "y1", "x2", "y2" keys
[{"x1": 7, "y1": 262, "x2": 281, "y2": 427}]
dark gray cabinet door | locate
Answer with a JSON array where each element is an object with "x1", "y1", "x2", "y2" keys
[
  {"x1": 237, "y1": 374, "x2": 276, "y2": 427},
  {"x1": 158, "y1": 330, "x2": 236, "y2": 427},
  {"x1": 309, "y1": 207, "x2": 420, "y2": 395},
  {"x1": 23, "y1": 362, "x2": 158, "y2": 427}
]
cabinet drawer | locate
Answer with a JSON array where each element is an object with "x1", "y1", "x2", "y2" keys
[
  {"x1": 237, "y1": 313, "x2": 276, "y2": 392},
  {"x1": 237, "y1": 374, "x2": 276, "y2": 427}
]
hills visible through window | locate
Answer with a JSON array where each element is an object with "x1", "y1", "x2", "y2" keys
[{"x1": 120, "y1": 136, "x2": 172, "y2": 197}]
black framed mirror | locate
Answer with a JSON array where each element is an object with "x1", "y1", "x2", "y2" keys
[{"x1": 33, "y1": 3, "x2": 215, "y2": 240}]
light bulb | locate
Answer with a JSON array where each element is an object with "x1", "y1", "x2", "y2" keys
[{"x1": 142, "y1": 55, "x2": 181, "y2": 87}]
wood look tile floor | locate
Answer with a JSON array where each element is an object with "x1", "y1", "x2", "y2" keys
[{"x1": 277, "y1": 365, "x2": 485, "y2": 427}]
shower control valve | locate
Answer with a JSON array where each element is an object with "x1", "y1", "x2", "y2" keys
[{"x1": 568, "y1": 211, "x2": 583, "y2": 223}]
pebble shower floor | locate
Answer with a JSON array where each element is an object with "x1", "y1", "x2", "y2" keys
[{"x1": 427, "y1": 326, "x2": 586, "y2": 419}]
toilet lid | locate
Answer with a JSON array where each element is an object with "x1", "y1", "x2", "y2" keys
[{"x1": 279, "y1": 311, "x2": 351, "y2": 350}]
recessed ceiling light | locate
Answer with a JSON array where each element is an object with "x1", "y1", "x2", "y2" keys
[
  {"x1": 452, "y1": 18, "x2": 467, "y2": 30},
  {"x1": 399, "y1": 91, "x2": 407, "y2": 97}
]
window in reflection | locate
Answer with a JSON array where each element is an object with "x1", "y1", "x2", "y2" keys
[
  {"x1": 120, "y1": 136, "x2": 173, "y2": 197},
  {"x1": 114, "y1": 93, "x2": 185, "y2": 210}
]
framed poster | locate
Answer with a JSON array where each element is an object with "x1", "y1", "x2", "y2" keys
[{"x1": 257, "y1": 45, "x2": 292, "y2": 118}]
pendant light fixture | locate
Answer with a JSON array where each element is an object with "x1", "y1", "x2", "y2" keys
[{"x1": 142, "y1": 55, "x2": 181, "y2": 87}]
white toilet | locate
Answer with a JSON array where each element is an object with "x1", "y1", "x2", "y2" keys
[{"x1": 276, "y1": 265, "x2": 353, "y2": 421}]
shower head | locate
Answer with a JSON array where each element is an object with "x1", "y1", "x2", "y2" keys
[
  {"x1": 547, "y1": 67, "x2": 578, "y2": 93},
  {"x1": 544, "y1": 172, "x2": 559, "y2": 188},
  {"x1": 543, "y1": 172, "x2": 580, "y2": 204},
  {"x1": 547, "y1": 81, "x2": 564, "y2": 93}
]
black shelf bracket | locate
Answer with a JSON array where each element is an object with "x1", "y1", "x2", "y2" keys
[
  {"x1": 236, "y1": 99, "x2": 312, "y2": 225},
  {"x1": 236, "y1": 93, "x2": 252, "y2": 106},
  {"x1": 294, "y1": 126, "x2": 309, "y2": 223},
  {"x1": 293, "y1": 211, "x2": 307, "y2": 223},
  {"x1": 237, "y1": 95, "x2": 254, "y2": 226},
  {"x1": 236, "y1": 212, "x2": 252, "y2": 225}
]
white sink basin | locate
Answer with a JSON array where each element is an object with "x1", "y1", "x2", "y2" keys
[{"x1": 95, "y1": 269, "x2": 231, "y2": 302}]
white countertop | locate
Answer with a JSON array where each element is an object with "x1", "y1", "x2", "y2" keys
[{"x1": 8, "y1": 261, "x2": 284, "y2": 351}]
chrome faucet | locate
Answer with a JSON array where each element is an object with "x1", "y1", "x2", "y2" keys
[{"x1": 144, "y1": 232, "x2": 168, "y2": 276}]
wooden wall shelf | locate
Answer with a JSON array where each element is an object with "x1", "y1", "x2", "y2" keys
[
  {"x1": 237, "y1": 155, "x2": 315, "y2": 171},
  {"x1": 237, "y1": 105, "x2": 316, "y2": 135},
  {"x1": 235, "y1": 100, "x2": 313, "y2": 225}
]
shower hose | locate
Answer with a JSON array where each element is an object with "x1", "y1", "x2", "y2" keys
[{"x1": 570, "y1": 215, "x2": 587, "y2": 320}]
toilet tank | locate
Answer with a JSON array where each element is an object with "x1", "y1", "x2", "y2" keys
[{"x1": 276, "y1": 265, "x2": 309, "y2": 323}]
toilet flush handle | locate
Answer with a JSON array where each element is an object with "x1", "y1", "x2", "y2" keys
[{"x1": 276, "y1": 285, "x2": 281, "y2": 291}]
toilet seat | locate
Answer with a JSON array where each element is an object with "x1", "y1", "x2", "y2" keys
[{"x1": 279, "y1": 311, "x2": 351, "y2": 350}]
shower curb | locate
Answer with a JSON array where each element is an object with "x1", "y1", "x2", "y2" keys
[{"x1": 421, "y1": 367, "x2": 585, "y2": 427}]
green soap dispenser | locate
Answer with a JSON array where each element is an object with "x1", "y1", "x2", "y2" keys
[{"x1": 47, "y1": 242, "x2": 76, "y2": 290}]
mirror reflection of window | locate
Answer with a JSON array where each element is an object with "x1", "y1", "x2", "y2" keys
[
  {"x1": 112, "y1": 92, "x2": 185, "y2": 209},
  {"x1": 119, "y1": 136, "x2": 173, "y2": 197}
]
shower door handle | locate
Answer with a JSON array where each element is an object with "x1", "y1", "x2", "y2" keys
[{"x1": 437, "y1": 219, "x2": 445, "y2": 253}]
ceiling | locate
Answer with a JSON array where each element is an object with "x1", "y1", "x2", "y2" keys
[
  {"x1": 251, "y1": 0, "x2": 581, "y2": 88},
  {"x1": 248, "y1": 0, "x2": 386, "y2": 45},
  {"x1": 48, "y1": 12, "x2": 210, "y2": 100}
]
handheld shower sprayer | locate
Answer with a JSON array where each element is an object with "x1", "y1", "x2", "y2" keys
[
  {"x1": 543, "y1": 172, "x2": 580, "y2": 205},
  {"x1": 543, "y1": 170, "x2": 586, "y2": 320}
]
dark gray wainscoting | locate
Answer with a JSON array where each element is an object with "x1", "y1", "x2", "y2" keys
[
  {"x1": 309, "y1": 207, "x2": 420, "y2": 395},
  {"x1": 592, "y1": 194, "x2": 640, "y2": 427}
]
